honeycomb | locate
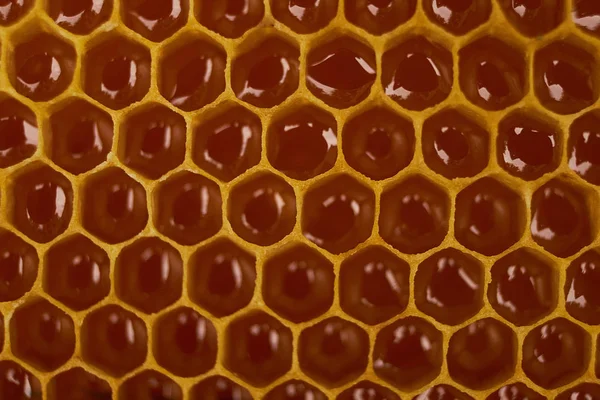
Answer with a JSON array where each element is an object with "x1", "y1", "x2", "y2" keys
[{"x1": 1, "y1": 0, "x2": 600, "y2": 399}]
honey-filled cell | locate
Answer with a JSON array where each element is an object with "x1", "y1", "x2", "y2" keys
[
  {"x1": 46, "y1": 0, "x2": 112, "y2": 34},
  {"x1": 0, "y1": 229, "x2": 38, "y2": 302},
  {"x1": 265, "y1": 380, "x2": 327, "y2": 400},
  {"x1": 0, "y1": 96, "x2": 38, "y2": 168},
  {"x1": 270, "y1": 0, "x2": 337, "y2": 34},
  {"x1": 0, "y1": 0, "x2": 33, "y2": 26},
  {"x1": 118, "y1": 370, "x2": 183, "y2": 400},
  {"x1": 0, "y1": 360, "x2": 42, "y2": 400},
  {"x1": 121, "y1": 0, "x2": 188, "y2": 42},
  {"x1": 195, "y1": 0, "x2": 265, "y2": 38},
  {"x1": 422, "y1": 0, "x2": 491, "y2": 35},
  {"x1": 345, "y1": 0, "x2": 416, "y2": 35}
]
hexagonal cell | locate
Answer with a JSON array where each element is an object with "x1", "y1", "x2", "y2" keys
[
  {"x1": 556, "y1": 383, "x2": 600, "y2": 400},
  {"x1": 339, "y1": 245, "x2": 410, "y2": 325},
  {"x1": 342, "y1": 106, "x2": 415, "y2": 180},
  {"x1": 373, "y1": 316, "x2": 443, "y2": 391},
  {"x1": 0, "y1": 360, "x2": 41, "y2": 399},
  {"x1": 48, "y1": 98, "x2": 113, "y2": 175},
  {"x1": 270, "y1": 0, "x2": 337, "y2": 33},
  {"x1": 263, "y1": 243, "x2": 334, "y2": 323},
  {"x1": 228, "y1": 172, "x2": 296, "y2": 246},
  {"x1": 486, "y1": 383, "x2": 545, "y2": 400},
  {"x1": 0, "y1": 96, "x2": 38, "y2": 168},
  {"x1": 46, "y1": 0, "x2": 112, "y2": 34},
  {"x1": 534, "y1": 40, "x2": 598, "y2": 115},
  {"x1": 119, "y1": 370, "x2": 183, "y2": 400},
  {"x1": 413, "y1": 385, "x2": 473, "y2": 400},
  {"x1": 82, "y1": 33, "x2": 151, "y2": 110},
  {"x1": 415, "y1": 248, "x2": 484, "y2": 325},
  {"x1": 522, "y1": 317, "x2": 590, "y2": 389},
  {"x1": 337, "y1": 380, "x2": 401, "y2": 400},
  {"x1": 158, "y1": 35, "x2": 226, "y2": 112},
  {"x1": 422, "y1": 108, "x2": 489, "y2": 178},
  {"x1": 81, "y1": 167, "x2": 148, "y2": 244},
  {"x1": 265, "y1": 380, "x2": 327, "y2": 400},
  {"x1": 565, "y1": 249, "x2": 600, "y2": 325},
  {"x1": 47, "y1": 367, "x2": 112, "y2": 400},
  {"x1": 224, "y1": 311, "x2": 293, "y2": 387},
  {"x1": 423, "y1": 0, "x2": 491, "y2": 35},
  {"x1": 497, "y1": 0, "x2": 564, "y2": 37},
  {"x1": 81, "y1": 304, "x2": 147, "y2": 377},
  {"x1": 10, "y1": 298, "x2": 75, "y2": 371},
  {"x1": 190, "y1": 375, "x2": 252, "y2": 400},
  {"x1": 489, "y1": 248, "x2": 556, "y2": 326},
  {"x1": 382, "y1": 36, "x2": 453, "y2": 111},
  {"x1": 573, "y1": 0, "x2": 600, "y2": 37},
  {"x1": 568, "y1": 110, "x2": 600, "y2": 185},
  {"x1": 306, "y1": 36, "x2": 376, "y2": 109},
  {"x1": 379, "y1": 175, "x2": 450, "y2": 254},
  {"x1": 115, "y1": 237, "x2": 183, "y2": 314},
  {"x1": 10, "y1": 163, "x2": 73, "y2": 243},
  {"x1": 267, "y1": 105, "x2": 337, "y2": 180},
  {"x1": 530, "y1": 178, "x2": 592, "y2": 257},
  {"x1": 0, "y1": 229, "x2": 38, "y2": 302},
  {"x1": 195, "y1": 0, "x2": 265, "y2": 38},
  {"x1": 497, "y1": 111, "x2": 561, "y2": 181},
  {"x1": 231, "y1": 36, "x2": 300, "y2": 108},
  {"x1": 0, "y1": 0, "x2": 33, "y2": 26},
  {"x1": 44, "y1": 234, "x2": 110, "y2": 311},
  {"x1": 153, "y1": 306, "x2": 218, "y2": 377},
  {"x1": 192, "y1": 103, "x2": 262, "y2": 182},
  {"x1": 455, "y1": 177, "x2": 525, "y2": 256},
  {"x1": 121, "y1": 0, "x2": 188, "y2": 42},
  {"x1": 345, "y1": 0, "x2": 416, "y2": 35},
  {"x1": 189, "y1": 239, "x2": 256, "y2": 317}
]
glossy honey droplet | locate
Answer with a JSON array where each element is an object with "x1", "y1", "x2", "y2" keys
[
  {"x1": 0, "y1": 97, "x2": 38, "y2": 168},
  {"x1": 497, "y1": 0, "x2": 564, "y2": 37},
  {"x1": 423, "y1": 0, "x2": 491, "y2": 35},
  {"x1": 568, "y1": 110, "x2": 600, "y2": 185},
  {"x1": 486, "y1": 383, "x2": 545, "y2": 400},
  {"x1": 265, "y1": 380, "x2": 328, "y2": 400},
  {"x1": 565, "y1": 250, "x2": 600, "y2": 325},
  {"x1": 0, "y1": 361, "x2": 42, "y2": 400},
  {"x1": 337, "y1": 380, "x2": 401, "y2": 400},
  {"x1": 190, "y1": 376, "x2": 253, "y2": 400},
  {"x1": 414, "y1": 385, "x2": 474, "y2": 400},
  {"x1": 573, "y1": 0, "x2": 600, "y2": 37},
  {"x1": 121, "y1": 0, "x2": 188, "y2": 42},
  {"x1": 46, "y1": 0, "x2": 112, "y2": 34},
  {"x1": 345, "y1": 0, "x2": 417, "y2": 34},
  {"x1": 47, "y1": 367, "x2": 112, "y2": 400},
  {"x1": 556, "y1": 383, "x2": 600, "y2": 400},
  {"x1": 196, "y1": 0, "x2": 265, "y2": 38},
  {"x1": 0, "y1": 230, "x2": 38, "y2": 302},
  {"x1": 271, "y1": 0, "x2": 338, "y2": 33},
  {"x1": 119, "y1": 370, "x2": 183, "y2": 400},
  {"x1": 0, "y1": 0, "x2": 33, "y2": 25}
]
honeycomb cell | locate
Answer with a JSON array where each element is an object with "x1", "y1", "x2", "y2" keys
[
  {"x1": 46, "y1": 0, "x2": 112, "y2": 34},
  {"x1": 115, "y1": 237, "x2": 183, "y2": 314},
  {"x1": 159, "y1": 36, "x2": 226, "y2": 112},
  {"x1": 497, "y1": 0, "x2": 564, "y2": 37},
  {"x1": 0, "y1": 360, "x2": 42, "y2": 400},
  {"x1": 265, "y1": 380, "x2": 327, "y2": 400},
  {"x1": 270, "y1": 0, "x2": 337, "y2": 33},
  {"x1": 534, "y1": 41, "x2": 597, "y2": 115},
  {"x1": 83, "y1": 34, "x2": 151, "y2": 110},
  {"x1": 154, "y1": 171, "x2": 222, "y2": 246},
  {"x1": 454, "y1": 177, "x2": 525, "y2": 256},
  {"x1": 530, "y1": 179, "x2": 592, "y2": 258},
  {"x1": 119, "y1": 370, "x2": 183, "y2": 400},
  {"x1": 556, "y1": 383, "x2": 600, "y2": 400},
  {"x1": 81, "y1": 304, "x2": 147, "y2": 377},
  {"x1": 568, "y1": 110, "x2": 600, "y2": 185},
  {"x1": 415, "y1": 248, "x2": 484, "y2": 325},
  {"x1": 190, "y1": 376, "x2": 252, "y2": 400},
  {"x1": 486, "y1": 383, "x2": 544, "y2": 400},
  {"x1": 379, "y1": 175, "x2": 450, "y2": 254},
  {"x1": 263, "y1": 243, "x2": 334, "y2": 323},
  {"x1": 11, "y1": 163, "x2": 73, "y2": 243},
  {"x1": 189, "y1": 239, "x2": 256, "y2": 317},
  {"x1": 565, "y1": 249, "x2": 600, "y2": 325},
  {"x1": 489, "y1": 248, "x2": 556, "y2": 326},
  {"x1": 47, "y1": 367, "x2": 112, "y2": 400},
  {"x1": 232, "y1": 36, "x2": 300, "y2": 108},
  {"x1": 423, "y1": 0, "x2": 491, "y2": 35},
  {"x1": 0, "y1": 229, "x2": 38, "y2": 302},
  {"x1": 48, "y1": 98, "x2": 113, "y2": 175},
  {"x1": 81, "y1": 167, "x2": 148, "y2": 244},
  {"x1": 193, "y1": 104, "x2": 262, "y2": 182},
  {"x1": 339, "y1": 245, "x2": 410, "y2": 325},
  {"x1": 195, "y1": 0, "x2": 265, "y2": 38},
  {"x1": 121, "y1": 0, "x2": 188, "y2": 42},
  {"x1": 345, "y1": 0, "x2": 416, "y2": 35},
  {"x1": 306, "y1": 36, "x2": 376, "y2": 109},
  {"x1": 373, "y1": 316, "x2": 443, "y2": 391},
  {"x1": 0, "y1": 0, "x2": 33, "y2": 26},
  {"x1": 44, "y1": 234, "x2": 110, "y2": 311},
  {"x1": 573, "y1": 0, "x2": 600, "y2": 37},
  {"x1": 228, "y1": 172, "x2": 296, "y2": 246},
  {"x1": 153, "y1": 306, "x2": 217, "y2": 377},
  {"x1": 0, "y1": 96, "x2": 38, "y2": 168},
  {"x1": 382, "y1": 36, "x2": 453, "y2": 111},
  {"x1": 413, "y1": 385, "x2": 473, "y2": 400},
  {"x1": 337, "y1": 381, "x2": 401, "y2": 400},
  {"x1": 298, "y1": 317, "x2": 369, "y2": 387},
  {"x1": 342, "y1": 106, "x2": 415, "y2": 180},
  {"x1": 224, "y1": 311, "x2": 293, "y2": 387},
  {"x1": 497, "y1": 111, "x2": 561, "y2": 181},
  {"x1": 522, "y1": 318, "x2": 589, "y2": 389},
  {"x1": 302, "y1": 174, "x2": 375, "y2": 254},
  {"x1": 267, "y1": 105, "x2": 337, "y2": 180},
  {"x1": 422, "y1": 108, "x2": 489, "y2": 178}
]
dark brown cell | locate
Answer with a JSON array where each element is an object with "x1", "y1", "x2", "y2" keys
[
  {"x1": 0, "y1": 96, "x2": 38, "y2": 168},
  {"x1": 522, "y1": 318, "x2": 590, "y2": 389},
  {"x1": 298, "y1": 317, "x2": 369, "y2": 387},
  {"x1": 265, "y1": 380, "x2": 327, "y2": 400},
  {"x1": 270, "y1": 0, "x2": 337, "y2": 33},
  {"x1": 302, "y1": 174, "x2": 375, "y2": 254},
  {"x1": 193, "y1": 104, "x2": 262, "y2": 182},
  {"x1": 486, "y1": 383, "x2": 545, "y2": 400},
  {"x1": 489, "y1": 248, "x2": 556, "y2": 326},
  {"x1": 415, "y1": 248, "x2": 484, "y2": 325},
  {"x1": 118, "y1": 370, "x2": 183, "y2": 400},
  {"x1": 382, "y1": 36, "x2": 453, "y2": 111},
  {"x1": 224, "y1": 311, "x2": 293, "y2": 387},
  {"x1": 0, "y1": 229, "x2": 38, "y2": 302},
  {"x1": 379, "y1": 175, "x2": 450, "y2": 254},
  {"x1": 267, "y1": 105, "x2": 337, "y2": 180},
  {"x1": 339, "y1": 245, "x2": 410, "y2": 325},
  {"x1": 81, "y1": 167, "x2": 148, "y2": 244},
  {"x1": 232, "y1": 36, "x2": 300, "y2": 108},
  {"x1": 497, "y1": 0, "x2": 564, "y2": 37},
  {"x1": 154, "y1": 171, "x2": 222, "y2": 246},
  {"x1": 47, "y1": 367, "x2": 112, "y2": 400},
  {"x1": 263, "y1": 243, "x2": 334, "y2": 322},
  {"x1": 11, "y1": 163, "x2": 73, "y2": 243},
  {"x1": 121, "y1": 0, "x2": 188, "y2": 42},
  {"x1": 81, "y1": 304, "x2": 147, "y2": 377},
  {"x1": 497, "y1": 111, "x2": 561, "y2": 180},
  {"x1": 565, "y1": 249, "x2": 600, "y2": 325},
  {"x1": 337, "y1": 380, "x2": 401, "y2": 400},
  {"x1": 423, "y1": 0, "x2": 491, "y2": 35},
  {"x1": 568, "y1": 110, "x2": 600, "y2": 185},
  {"x1": 46, "y1": 0, "x2": 112, "y2": 34},
  {"x1": 189, "y1": 239, "x2": 256, "y2": 317},
  {"x1": 345, "y1": 0, "x2": 416, "y2": 35},
  {"x1": 48, "y1": 98, "x2": 114, "y2": 175},
  {"x1": 373, "y1": 316, "x2": 443, "y2": 391},
  {"x1": 159, "y1": 36, "x2": 226, "y2": 112},
  {"x1": 413, "y1": 385, "x2": 473, "y2": 400},
  {"x1": 44, "y1": 234, "x2": 110, "y2": 311},
  {"x1": 0, "y1": 0, "x2": 33, "y2": 25},
  {"x1": 190, "y1": 376, "x2": 253, "y2": 400},
  {"x1": 0, "y1": 360, "x2": 42, "y2": 400},
  {"x1": 422, "y1": 109, "x2": 489, "y2": 178},
  {"x1": 573, "y1": 0, "x2": 600, "y2": 37},
  {"x1": 556, "y1": 383, "x2": 600, "y2": 400},
  {"x1": 195, "y1": 0, "x2": 265, "y2": 38},
  {"x1": 83, "y1": 34, "x2": 151, "y2": 110},
  {"x1": 530, "y1": 179, "x2": 592, "y2": 257}
]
